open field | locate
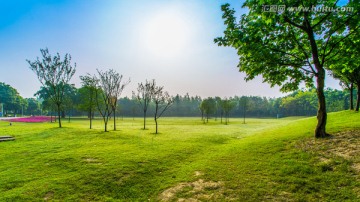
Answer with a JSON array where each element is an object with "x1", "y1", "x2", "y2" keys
[{"x1": 1, "y1": 111, "x2": 360, "y2": 201}]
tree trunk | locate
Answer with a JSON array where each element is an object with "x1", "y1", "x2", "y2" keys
[
  {"x1": 350, "y1": 83, "x2": 354, "y2": 110},
  {"x1": 356, "y1": 83, "x2": 360, "y2": 112},
  {"x1": 155, "y1": 103, "x2": 158, "y2": 133},
  {"x1": 104, "y1": 114, "x2": 109, "y2": 132},
  {"x1": 305, "y1": 21, "x2": 328, "y2": 138},
  {"x1": 143, "y1": 110, "x2": 146, "y2": 130},
  {"x1": 314, "y1": 72, "x2": 328, "y2": 138},
  {"x1": 155, "y1": 118, "x2": 158, "y2": 134},
  {"x1": 57, "y1": 104, "x2": 62, "y2": 128},
  {"x1": 113, "y1": 109, "x2": 116, "y2": 131},
  {"x1": 89, "y1": 109, "x2": 92, "y2": 129}
]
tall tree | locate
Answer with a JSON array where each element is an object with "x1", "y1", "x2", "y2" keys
[
  {"x1": 239, "y1": 97, "x2": 248, "y2": 124},
  {"x1": 215, "y1": 1, "x2": 359, "y2": 138},
  {"x1": 108, "y1": 71, "x2": 130, "y2": 131},
  {"x1": 215, "y1": 97, "x2": 223, "y2": 122},
  {"x1": 201, "y1": 98, "x2": 216, "y2": 123},
  {"x1": 222, "y1": 98, "x2": 236, "y2": 124},
  {"x1": 152, "y1": 85, "x2": 174, "y2": 134},
  {"x1": 133, "y1": 79, "x2": 155, "y2": 130},
  {"x1": 27, "y1": 48, "x2": 76, "y2": 128},
  {"x1": 96, "y1": 69, "x2": 129, "y2": 132},
  {"x1": 199, "y1": 102, "x2": 205, "y2": 121},
  {"x1": 79, "y1": 74, "x2": 99, "y2": 129}
]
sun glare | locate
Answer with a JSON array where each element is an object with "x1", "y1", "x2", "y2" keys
[{"x1": 143, "y1": 9, "x2": 192, "y2": 58}]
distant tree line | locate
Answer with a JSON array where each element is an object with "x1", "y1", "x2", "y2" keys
[{"x1": 0, "y1": 81, "x2": 355, "y2": 120}]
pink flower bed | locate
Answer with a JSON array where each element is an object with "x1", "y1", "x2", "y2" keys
[{"x1": 6, "y1": 116, "x2": 52, "y2": 123}]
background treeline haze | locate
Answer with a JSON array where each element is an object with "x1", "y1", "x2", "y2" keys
[{"x1": 0, "y1": 81, "x2": 354, "y2": 118}]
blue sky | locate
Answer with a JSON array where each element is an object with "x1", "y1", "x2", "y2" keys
[{"x1": 0, "y1": 0, "x2": 340, "y2": 98}]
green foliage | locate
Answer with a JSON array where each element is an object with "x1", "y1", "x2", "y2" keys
[
  {"x1": 27, "y1": 48, "x2": 76, "y2": 127},
  {"x1": 200, "y1": 97, "x2": 216, "y2": 122},
  {"x1": 327, "y1": 28, "x2": 360, "y2": 111},
  {"x1": 0, "y1": 82, "x2": 25, "y2": 115},
  {"x1": 35, "y1": 84, "x2": 77, "y2": 117},
  {"x1": 215, "y1": 0, "x2": 359, "y2": 137},
  {"x1": 78, "y1": 74, "x2": 102, "y2": 129},
  {"x1": 280, "y1": 88, "x2": 353, "y2": 116},
  {"x1": 24, "y1": 98, "x2": 41, "y2": 116},
  {"x1": 221, "y1": 98, "x2": 236, "y2": 124}
]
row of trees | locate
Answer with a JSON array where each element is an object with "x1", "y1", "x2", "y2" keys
[
  {"x1": 1, "y1": 80, "x2": 354, "y2": 121},
  {"x1": 27, "y1": 48, "x2": 175, "y2": 133}
]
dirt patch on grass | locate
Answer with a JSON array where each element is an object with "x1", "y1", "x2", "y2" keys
[
  {"x1": 44, "y1": 191, "x2": 54, "y2": 201},
  {"x1": 296, "y1": 130, "x2": 360, "y2": 198},
  {"x1": 82, "y1": 157, "x2": 102, "y2": 165},
  {"x1": 352, "y1": 163, "x2": 360, "y2": 173},
  {"x1": 297, "y1": 130, "x2": 360, "y2": 157},
  {"x1": 158, "y1": 179, "x2": 224, "y2": 201},
  {"x1": 297, "y1": 130, "x2": 360, "y2": 174},
  {"x1": 194, "y1": 171, "x2": 203, "y2": 177}
]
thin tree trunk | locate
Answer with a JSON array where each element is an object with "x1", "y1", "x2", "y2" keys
[
  {"x1": 57, "y1": 104, "x2": 62, "y2": 128},
  {"x1": 104, "y1": 114, "x2": 109, "y2": 132},
  {"x1": 155, "y1": 103, "x2": 159, "y2": 134},
  {"x1": 155, "y1": 118, "x2": 158, "y2": 134},
  {"x1": 350, "y1": 83, "x2": 354, "y2": 110},
  {"x1": 143, "y1": 110, "x2": 146, "y2": 130},
  {"x1": 89, "y1": 109, "x2": 92, "y2": 129},
  {"x1": 356, "y1": 83, "x2": 360, "y2": 112},
  {"x1": 113, "y1": 108, "x2": 116, "y2": 131}
]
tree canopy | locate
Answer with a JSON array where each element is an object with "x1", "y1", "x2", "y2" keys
[
  {"x1": 27, "y1": 48, "x2": 76, "y2": 127},
  {"x1": 215, "y1": 1, "x2": 360, "y2": 138}
]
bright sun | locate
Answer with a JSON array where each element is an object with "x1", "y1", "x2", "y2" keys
[{"x1": 143, "y1": 9, "x2": 191, "y2": 58}]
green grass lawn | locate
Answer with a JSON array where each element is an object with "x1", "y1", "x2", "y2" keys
[{"x1": 1, "y1": 111, "x2": 359, "y2": 201}]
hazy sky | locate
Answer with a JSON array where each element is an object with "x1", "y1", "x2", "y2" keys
[{"x1": 0, "y1": 0, "x2": 340, "y2": 99}]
